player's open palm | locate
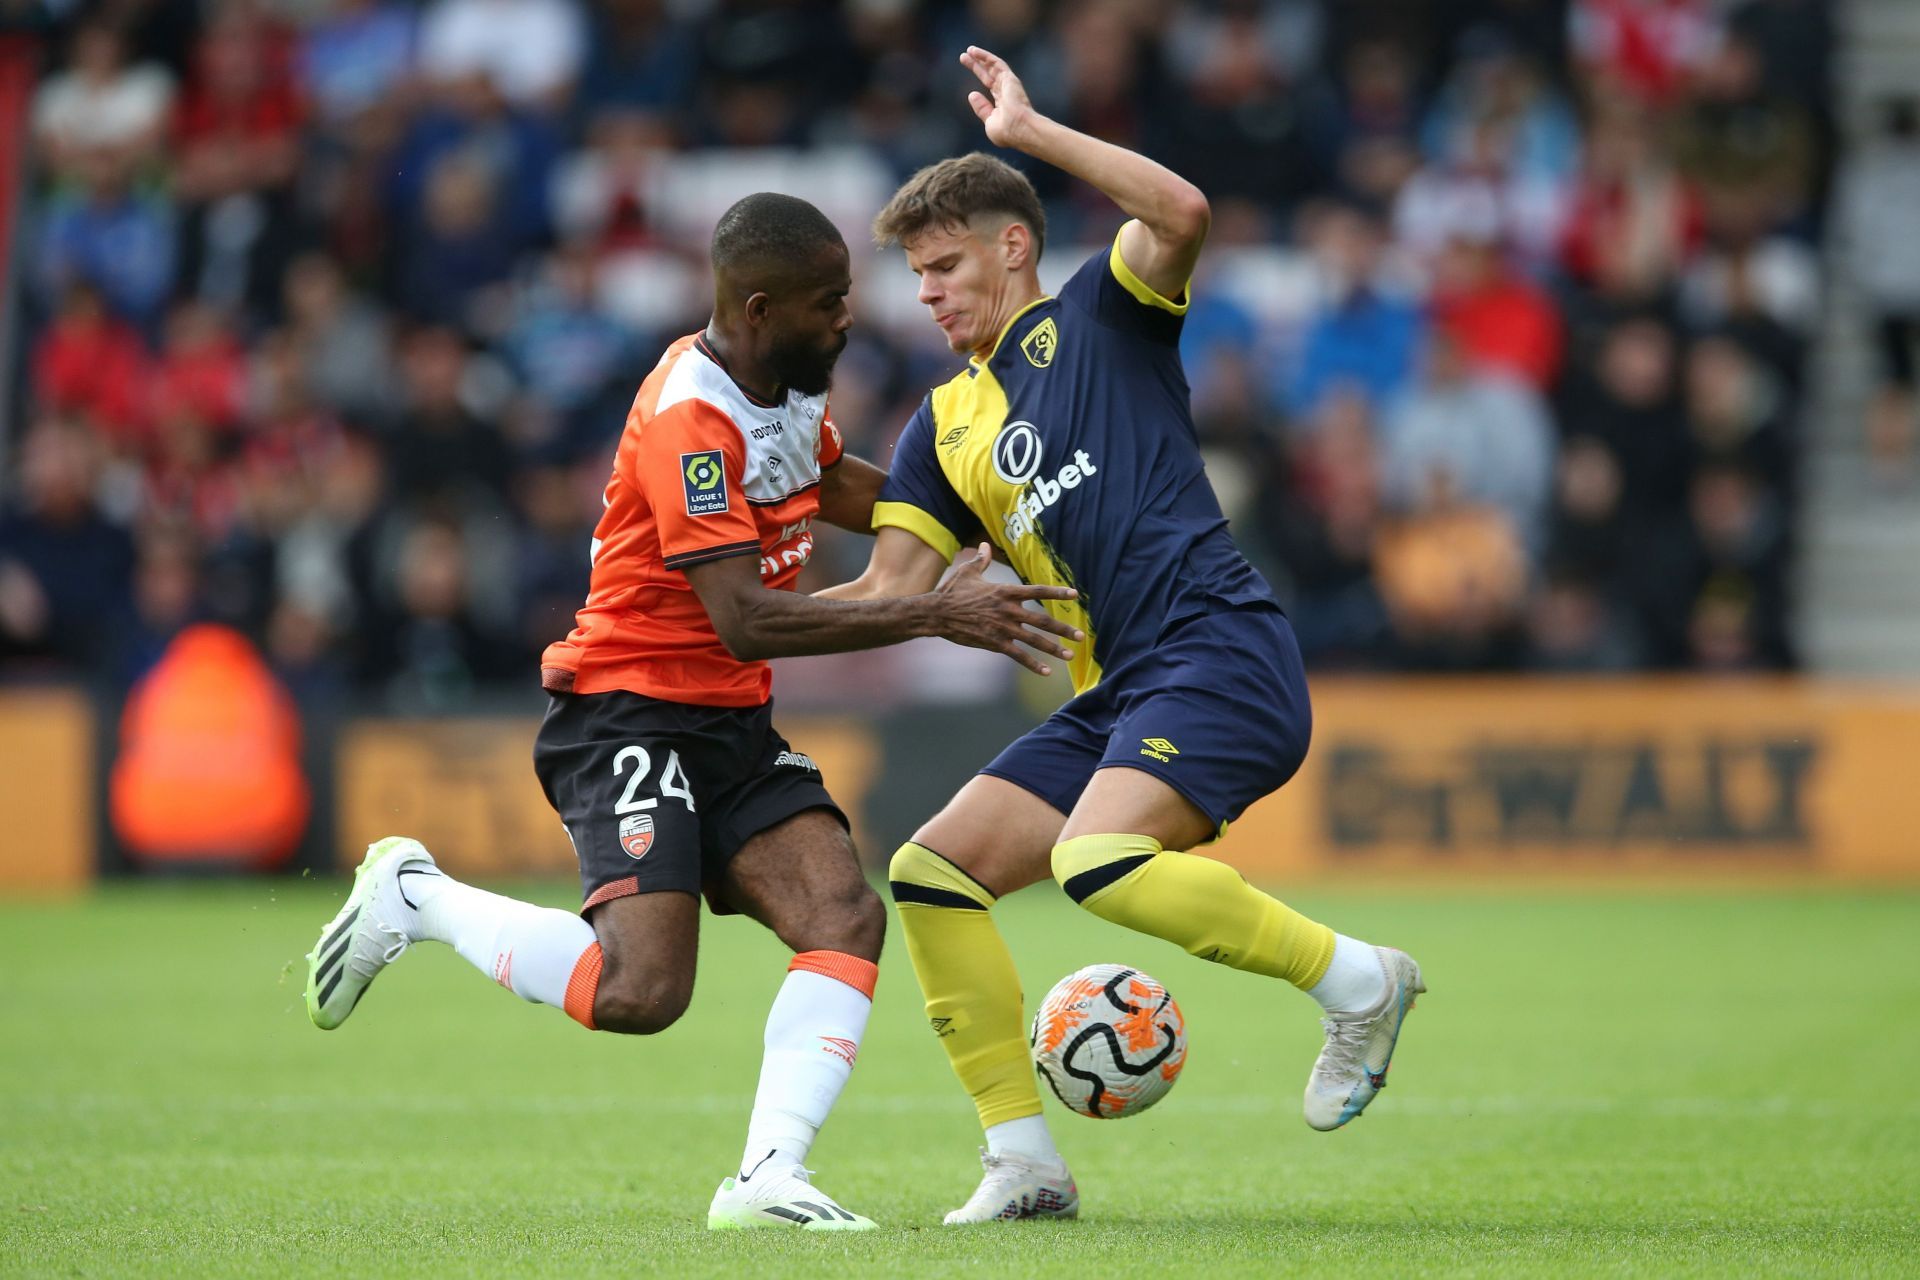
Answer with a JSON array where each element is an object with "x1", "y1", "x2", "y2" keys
[
  {"x1": 960, "y1": 46, "x2": 1037, "y2": 150},
  {"x1": 935, "y1": 543, "x2": 1082, "y2": 676}
]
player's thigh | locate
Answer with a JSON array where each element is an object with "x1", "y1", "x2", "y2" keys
[
  {"x1": 910, "y1": 774, "x2": 1067, "y2": 898},
  {"x1": 721, "y1": 808, "x2": 883, "y2": 960},
  {"x1": 1062, "y1": 605, "x2": 1311, "y2": 853},
  {"x1": 584, "y1": 889, "x2": 701, "y2": 1034},
  {"x1": 1059, "y1": 766, "x2": 1216, "y2": 852}
]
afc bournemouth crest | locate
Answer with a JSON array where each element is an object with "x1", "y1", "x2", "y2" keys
[
  {"x1": 1021, "y1": 316, "x2": 1058, "y2": 368},
  {"x1": 619, "y1": 812, "x2": 654, "y2": 860}
]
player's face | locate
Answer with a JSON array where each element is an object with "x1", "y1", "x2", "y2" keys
[
  {"x1": 904, "y1": 221, "x2": 1010, "y2": 357},
  {"x1": 765, "y1": 245, "x2": 853, "y2": 396}
]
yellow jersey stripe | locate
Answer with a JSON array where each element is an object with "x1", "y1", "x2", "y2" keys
[
  {"x1": 873, "y1": 500, "x2": 962, "y2": 560},
  {"x1": 1108, "y1": 227, "x2": 1191, "y2": 316}
]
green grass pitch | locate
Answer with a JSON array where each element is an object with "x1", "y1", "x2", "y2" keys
[{"x1": 3, "y1": 879, "x2": 1917, "y2": 1277}]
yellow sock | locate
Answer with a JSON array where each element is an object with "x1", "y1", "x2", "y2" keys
[
  {"x1": 888, "y1": 842, "x2": 1043, "y2": 1129},
  {"x1": 1051, "y1": 833, "x2": 1336, "y2": 989}
]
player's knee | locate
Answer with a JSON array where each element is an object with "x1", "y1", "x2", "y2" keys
[
  {"x1": 592, "y1": 970, "x2": 692, "y2": 1036},
  {"x1": 1051, "y1": 835, "x2": 1160, "y2": 910},
  {"x1": 790, "y1": 876, "x2": 885, "y2": 962}
]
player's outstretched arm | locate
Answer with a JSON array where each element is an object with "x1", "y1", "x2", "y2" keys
[
  {"x1": 958, "y1": 44, "x2": 1209, "y2": 301},
  {"x1": 815, "y1": 454, "x2": 888, "y2": 535},
  {"x1": 814, "y1": 526, "x2": 948, "y2": 601},
  {"x1": 685, "y1": 543, "x2": 1082, "y2": 676}
]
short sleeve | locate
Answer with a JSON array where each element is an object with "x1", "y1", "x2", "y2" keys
[
  {"x1": 873, "y1": 398, "x2": 971, "y2": 561},
  {"x1": 817, "y1": 401, "x2": 844, "y2": 469},
  {"x1": 630, "y1": 400, "x2": 762, "y2": 571},
  {"x1": 1057, "y1": 226, "x2": 1190, "y2": 347}
]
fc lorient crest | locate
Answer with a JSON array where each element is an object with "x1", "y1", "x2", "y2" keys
[
  {"x1": 619, "y1": 812, "x2": 654, "y2": 860},
  {"x1": 1021, "y1": 316, "x2": 1058, "y2": 368}
]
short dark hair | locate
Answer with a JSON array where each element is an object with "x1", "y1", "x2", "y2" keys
[
  {"x1": 710, "y1": 192, "x2": 845, "y2": 280},
  {"x1": 871, "y1": 152, "x2": 1046, "y2": 258}
]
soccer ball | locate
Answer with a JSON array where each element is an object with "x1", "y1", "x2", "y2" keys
[{"x1": 1030, "y1": 964, "x2": 1187, "y2": 1119}]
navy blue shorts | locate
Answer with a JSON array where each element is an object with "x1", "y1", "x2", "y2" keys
[{"x1": 981, "y1": 602, "x2": 1313, "y2": 830}]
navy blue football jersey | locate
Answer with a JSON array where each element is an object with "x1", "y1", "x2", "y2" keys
[{"x1": 876, "y1": 233, "x2": 1276, "y2": 692}]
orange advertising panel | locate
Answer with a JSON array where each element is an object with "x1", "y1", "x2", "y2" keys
[
  {"x1": 336, "y1": 716, "x2": 879, "y2": 881},
  {"x1": 0, "y1": 688, "x2": 93, "y2": 893},
  {"x1": 1211, "y1": 679, "x2": 1920, "y2": 880}
]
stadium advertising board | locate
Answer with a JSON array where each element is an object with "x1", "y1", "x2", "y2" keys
[
  {"x1": 0, "y1": 688, "x2": 92, "y2": 891},
  {"x1": 325, "y1": 681, "x2": 1920, "y2": 882},
  {"x1": 1211, "y1": 679, "x2": 1920, "y2": 879}
]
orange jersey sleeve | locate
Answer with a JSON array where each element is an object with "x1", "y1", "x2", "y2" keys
[{"x1": 817, "y1": 402, "x2": 845, "y2": 470}]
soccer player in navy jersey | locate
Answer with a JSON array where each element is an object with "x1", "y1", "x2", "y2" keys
[{"x1": 821, "y1": 48, "x2": 1428, "y2": 1223}]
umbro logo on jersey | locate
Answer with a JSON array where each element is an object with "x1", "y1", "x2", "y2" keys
[
  {"x1": 681, "y1": 450, "x2": 728, "y2": 516},
  {"x1": 1141, "y1": 737, "x2": 1179, "y2": 762},
  {"x1": 939, "y1": 424, "x2": 971, "y2": 450},
  {"x1": 1021, "y1": 316, "x2": 1058, "y2": 368},
  {"x1": 930, "y1": 1016, "x2": 955, "y2": 1038},
  {"x1": 820, "y1": 1036, "x2": 859, "y2": 1067}
]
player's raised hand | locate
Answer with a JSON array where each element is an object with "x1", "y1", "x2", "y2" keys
[
  {"x1": 935, "y1": 543, "x2": 1082, "y2": 676},
  {"x1": 960, "y1": 46, "x2": 1040, "y2": 151}
]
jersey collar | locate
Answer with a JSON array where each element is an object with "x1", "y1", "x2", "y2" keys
[
  {"x1": 696, "y1": 330, "x2": 784, "y2": 408},
  {"x1": 969, "y1": 294, "x2": 1054, "y2": 375}
]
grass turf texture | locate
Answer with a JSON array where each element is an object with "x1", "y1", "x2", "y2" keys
[{"x1": 3, "y1": 882, "x2": 1917, "y2": 1277}]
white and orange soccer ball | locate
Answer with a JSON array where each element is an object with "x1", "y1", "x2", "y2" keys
[{"x1": 1030, "y1": 964, "x2": 1187, "y2": 1119}]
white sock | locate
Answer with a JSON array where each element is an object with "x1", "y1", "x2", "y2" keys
[
  {"x1": 739, "y1": 962, "x2": 873, "y2": 1179},
  {"x1": 984, "y1": 1113, "x2": 1062, "y2": 1166},
  {"x1": 1308, "y1": 934, "x2": 1388, "y2": 1015},
  {"x1": 406, "y1": 869, "x2": 596, "y2": 1009}
]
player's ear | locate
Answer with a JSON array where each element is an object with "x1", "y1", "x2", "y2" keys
[
  {"x1": 743, "y1": 290, "x2": 772, "y2": 328},
  {"x1": 1001, "y1": 220, "x2": 1033, "y2": 273}
]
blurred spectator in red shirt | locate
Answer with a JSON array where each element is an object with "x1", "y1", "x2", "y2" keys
[
  {"x1": 1570, "y1": 0, "x2": 1715, "y2": 106},
  {"x1": 32, "y1": 281, "x2": 152, "y2": 444},
  {"x1": 1429, "y1": 221, "x2": 1563, "y2": 393},
  {"x1": 148, "y1": 300, "x2": 249, "y2": 437},
  {"x1": 1559, "y1": 90, "x2": 1701, "y2": 302},
  {"x1": 173, "y1": 0, "x2": 302, "y2": 203}
]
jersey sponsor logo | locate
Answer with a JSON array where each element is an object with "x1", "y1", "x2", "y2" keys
[
  {"x1": 1003, "y1": 447, "x2": 1099, "y2": 543},
  {"x1": 681, "y1": 450, "x2": 728, "y2": 516},
  {"x1": 750, "y1": 421, "x2": 784, "y2": 439},
  {"x1": 1141, "y1": 737, "x2": 1179, "y2": 762},
  {"x1": 1020, "y1": 316, "x2": 1059, "y2": 368},
  {"x1": 939, "y1": 424, "x2": 971, "y2": 450},
  {"x1": 619, "y1": 811, "x2": 655, "y2": 859},
  {"x1": 992, "y1": 420, "x2": 1044, "y2": 485},
  {"x1": 774, "y1": 749, "x2": 819, "y2": 771}
]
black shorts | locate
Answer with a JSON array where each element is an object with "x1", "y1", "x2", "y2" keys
[{"x1": 532, "y1": 690, "x2": 845, "y2": 915}]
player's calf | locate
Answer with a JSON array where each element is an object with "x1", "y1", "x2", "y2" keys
[{"x1": 590, "y1": 968, "x2": 693, "y2": 1035}]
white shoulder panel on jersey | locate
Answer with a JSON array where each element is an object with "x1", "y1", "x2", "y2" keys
[{"x1": 655, "y1": 346, "x2": 826, "y2": 505}]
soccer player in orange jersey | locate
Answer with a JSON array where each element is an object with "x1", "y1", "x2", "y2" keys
[{"x1": 303, "y1": 192, "x2": 1081, "y2": 1231}]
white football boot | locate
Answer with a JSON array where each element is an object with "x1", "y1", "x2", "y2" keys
[
  {"x1": 1303, "y1": 946, "x2": 1426, "y2": 1131},
  {"x1": 942, "y1": 1150, "x2": 1079, "y2": 1225},
  {"x1": 304, "y1": 836, "x2": 439, "y2": 1030},
  {"x1": 706, "y1": 1164, "x2": 875, "y2": 1231}
]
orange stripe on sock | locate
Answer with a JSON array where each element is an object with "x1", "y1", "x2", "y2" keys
[
  {"x1": 564, "y1": 942, "x2": 604, "y2": 1030},
  {"x1": 788, "y1": 949, "x2": 878, "y2": 999}
]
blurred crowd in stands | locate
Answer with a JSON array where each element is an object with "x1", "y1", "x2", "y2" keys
[{"x1": 0, "y1": 0, "x2": 1893, "y2": 712}]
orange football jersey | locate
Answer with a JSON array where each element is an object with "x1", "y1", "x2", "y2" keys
[{"x1": 540, "y1": 333, "x2": 843, "y2": 706}]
